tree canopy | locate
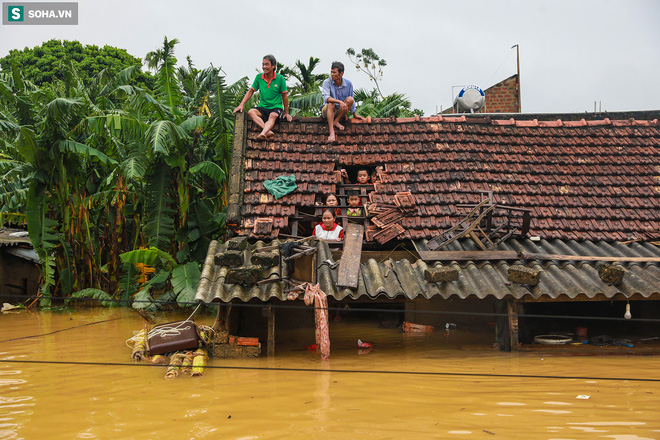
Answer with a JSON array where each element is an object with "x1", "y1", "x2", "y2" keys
[
  {"x1": 0, "y1": 39, "x2": 154, "y2": 90},
  {"x1": 346, "y1": 47, "x2": 423, "y2": 118},
  {"x1": 0, "y1": 37, "x2": 248, "y2": 308}
]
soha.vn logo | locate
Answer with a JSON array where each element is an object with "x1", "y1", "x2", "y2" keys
[{"x1": 7, "y1": 5, "x2": 24, "y2": 21}]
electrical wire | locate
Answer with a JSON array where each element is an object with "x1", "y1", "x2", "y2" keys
[
  {"x1": 0, "y1": 317, "x2": 124, "y2": 343},
  {"x1": 378, "y1": 243, "x2": 418, "y2": 262},
  {"x1": 0, "y1": 359, "x2": 659, "y2": 383},
  {"x1": 3, "y1": 293, "x2": 660, "y2": 323}
]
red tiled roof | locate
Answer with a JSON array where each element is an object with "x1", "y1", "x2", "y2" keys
[{"x1": 229, "y1": 114, "x2": 660, "y2": 242}]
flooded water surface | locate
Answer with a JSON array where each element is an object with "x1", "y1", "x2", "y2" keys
[{"x1": 1, "y1": 308, "x2": 659, "y2": 439}]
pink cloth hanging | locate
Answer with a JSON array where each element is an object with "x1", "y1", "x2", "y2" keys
[{"x1": 303, "y1": 283, "x2": 330, "y2": 361}]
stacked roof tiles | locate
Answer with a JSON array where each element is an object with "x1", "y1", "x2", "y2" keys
[{"x1": 230, "y1": 113, "x2": 660, "y2": 243}]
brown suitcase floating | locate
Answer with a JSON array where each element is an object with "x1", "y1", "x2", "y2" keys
[{"x1": 147, "y1": 320, "x2": 199, "y2": 356}]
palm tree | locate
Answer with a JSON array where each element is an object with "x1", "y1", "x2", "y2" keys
[
  {"x1": 281, "y1": 57, "x2": 328, "y2": 117},
  {"x1": 354, "y1": 88, "x2": 423, "y2": 118},
  {"x1": 281, "y1": 57, "x2": 327, "y2": 95}
]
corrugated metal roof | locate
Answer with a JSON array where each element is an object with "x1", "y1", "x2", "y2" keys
[
  {"x1": 195, "y1": 238, "x2": 660, "y2": 303},
  {"x1": 195, "y1": 239, "x2": 290, "y2": 303},
  {"x1": 0, "y1": 229, "x2": 31, "y2": 247}
]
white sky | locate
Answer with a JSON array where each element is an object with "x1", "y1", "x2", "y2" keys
[{"x1": 1, "y1": 0, "x2": 659, "y2": 115}]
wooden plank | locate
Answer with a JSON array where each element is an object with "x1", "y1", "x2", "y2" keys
[
  {"x1": 521, "y1": 252, "x2": 660, "y2": 263},
  {"x1": 419, "y1": 250, "x2": 660, "y2": 263},
  {"x1": 507, "y1": 301, "x2": 519, "y2": 352},
  {"x1": 267, "y1": 305, "x2": 275, "y2": 357},
  {"x1": 418, "y1": 250, "x2": 520, "y2": 261},
  {"x1": 311, "y1": 252, "x2": 318, "y2": 284},
  {"x1": 337, "y1": 223, "x2": 364, "y2": 288}
]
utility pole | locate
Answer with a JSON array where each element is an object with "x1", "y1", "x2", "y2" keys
[{"x1": 512, "y1": 44, "x2": 521, "y2": 112}]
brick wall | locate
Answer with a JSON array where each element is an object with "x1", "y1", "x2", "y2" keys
[
  {"x1": 484, "y1": 74, "x2": 519, "y2": 113},
  {"x1": 443, "y1": 74, "x2": 520, "y2": 114}
]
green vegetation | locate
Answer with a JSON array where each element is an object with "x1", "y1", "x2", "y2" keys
[
  {"x1": 0, "y1": 37, "x2": 248, "y2": 308},
  {"x1": 0, "y1": 39, "x2": 154, "y2": 90},
  {"x1": 347, "y1": 47, "x2": 423, "y2": 118},
  {"x1": 281, "y1": 56, "x2": 328, "y2": 117}
]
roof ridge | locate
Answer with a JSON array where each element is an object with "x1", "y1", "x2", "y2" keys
[{"x1": 289, "y1": 115, "x2": 658, "y2": 127}]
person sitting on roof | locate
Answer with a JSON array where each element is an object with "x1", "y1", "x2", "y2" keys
[
  {"x1": 346, "y1": 190, "x2": 363, "y2": 222},
  {"x1": 313, "y1": 209, "x2": 344, "y2": 241},
  {"x1": 233, "y1": 54, "x2": 292, "y2": 140},
  {"x1": 322, "y1": 61, "x2": 363, "y2": 143}
]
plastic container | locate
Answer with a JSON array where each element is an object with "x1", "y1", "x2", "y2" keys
[{"x1": 576, "y1": 327, "x2": 588, "y2": 340}]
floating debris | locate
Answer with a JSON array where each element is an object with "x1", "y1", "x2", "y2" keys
[
  {"x1": 2, "y1": 303, "x2": 20, "y2": 312},
  {"x1": 130, "y1": 329, "x2": 147, "y2": 362},
  {"x1": 150, "y1": 355, "x2": 168, "y2": 365},
  {"x1": 191, "y1": 349, "x2": 208, "y2": 377},
  {"x1": 357, "y1": 339, "x2": 373, "y2": 349},
  {"x1": 403, "y1": 321, "x2": 434, "y2": 333},
  {"x1": 165, "y1": 353, "x2": 186, "y2": 380},
  {"x1": 181, "y1": 351, "x2": 195, "y2": 374}
]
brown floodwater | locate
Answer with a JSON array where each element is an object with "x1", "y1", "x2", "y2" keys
[{"x1": 1, "y1": 307, "x2": 659, "y2": 439}]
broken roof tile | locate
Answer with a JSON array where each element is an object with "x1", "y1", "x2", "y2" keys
[{"x1": 252, "y1": 218, "x2": 273, "y2": 236}]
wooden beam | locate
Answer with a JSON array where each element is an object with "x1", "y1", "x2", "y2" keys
[
  {"x1": 521, "y1": 252, "x2": 660, "y2": 263},
  {"x1": 267, "y1": 305, "x2": 275, "y2": 357},
  {"x1": 312, "y1": 252, "x2": 318, "y2": 284},
  {"x1": 337, "y1": 223, "x2": 364, "y2": 288},
  {"x1": 507, "y1": 301, "x2": 519, "y2": 352},
  {"x1": 418, "y1": 250, "x2": 519, "y2": 261},
  {"x1": 419, "y1": 250, "x2": 660, "y2": 263}
]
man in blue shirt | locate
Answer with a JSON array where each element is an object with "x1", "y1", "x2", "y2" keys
[{"x1": 321, "y1": 61, "x2": 363, "y2": 143}]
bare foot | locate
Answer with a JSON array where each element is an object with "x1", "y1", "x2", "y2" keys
[
  {"x1": 327, "y1": 133, "x2": 336, "y2": 143},
  {"x1": 257, "y1": 132, "x2": 267, "y2": 140},
  {"x1": 334, "y1": 121, "x2": 345, "y2": 131},
  {"x1": 266, "y1": 131, "x2": 275, "y2": 138}
]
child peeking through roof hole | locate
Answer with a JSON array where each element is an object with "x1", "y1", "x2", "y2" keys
[
  {"x1": 356, "y1": 169, "x2": 370, "y2": 184},
  {"x1": 347, "y1": 190, "x2": 363, "y2": 221}
]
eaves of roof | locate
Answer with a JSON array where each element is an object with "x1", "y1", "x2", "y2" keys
[
  {"x1": 0, "y1": 229, "x2": 32, "y2": 248},
  {"x1": 194, "y1": 238, "x2": 660, "y2": 304}
]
